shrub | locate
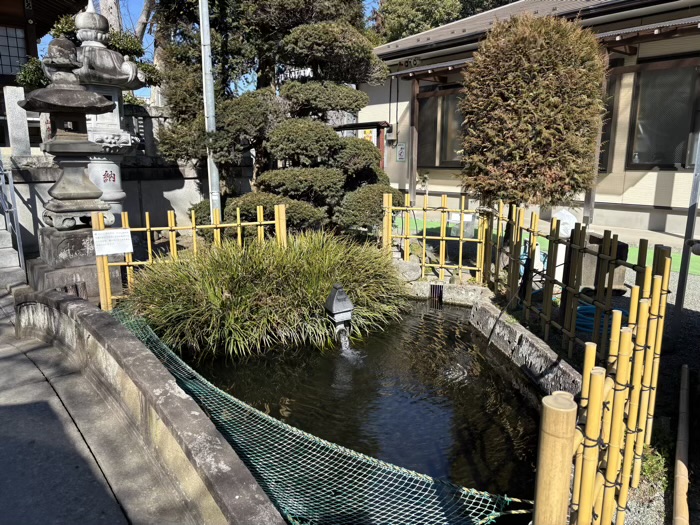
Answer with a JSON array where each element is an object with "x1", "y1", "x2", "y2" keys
[
  {"x1": 280, "y1": 81, "x2": 369, "y2": 119},
  {"x1": 256, "y1": 168, "x2": 345, "y2": 211},
  {"x1": 225, "y1": 192, "x2": 327, "y2": 233},
  {"x1": 459, "y1": 14, "x2": 606, "y2": 206},
  {"x1": 49, "y1": 15, "x2": 78, "y2": 43},
  {"x1": 16, "y1": 57, "x2": 50, "y2": 91},
  {"x1": 336, "y1": 137, "x2": 388, "y2": 189},
  {"x1": 137, "y1": 62, "x2": 162, "y2": 87},
  {"x1": 108, "y1": 30, "x2": 145, "y2": 59},
  {"x1": 336, "y1": 184, "x2": 403, "y2": 232},
  {"x1": 267, "y1": 118, "x2": 342, "y2": 167},
  {"x1": 123, "y1": 231, "x2": 405, "y2": 358}
]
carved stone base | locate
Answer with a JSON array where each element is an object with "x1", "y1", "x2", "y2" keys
[{"x1": 43, "y1": 198, "x2": 114, "y2": 231}]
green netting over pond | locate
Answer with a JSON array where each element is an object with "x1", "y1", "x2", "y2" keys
[{"x1": 113, "y1": 309, "x2": 532, "y2": 525}]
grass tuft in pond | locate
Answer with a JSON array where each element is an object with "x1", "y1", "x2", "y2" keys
[{"x1": 123, "y1": 231, "x2": 405, "y2": 359}]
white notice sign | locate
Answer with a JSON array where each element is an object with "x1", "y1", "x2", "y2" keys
[{"x1": 92, "y1": 229, "x2": 134, "y2": 256}]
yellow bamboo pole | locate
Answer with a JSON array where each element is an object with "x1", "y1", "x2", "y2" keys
[
  {"x1": 98, "y1": 212, "x2": 113, "y2": 311},
  {"x1": 145, "y1": 211, "x2": 153, "y2": 263},
  {"x1": 642, "y1": 265, "x2": 652, "y2": 300},
  {"x1": 578, "y1": 367, "x2": 606, "y2": 525},
  {"x1": 382, "y1": 193, "x2": 392, "y2": 249},
  {"x1": 646, "y1": 256, "x2": 671, "y2": 445},
  {"x1": 532, "y1": 393, "x2": 578, "y2": 525},
  {"x1": 600, "y1": 327, "x2": 633, "y2": 525},
  {"x1": 593, "y1": 472, "x2": 605, "y2": 525},
  {"x1": 581, "y1": 342, "x2": 597, "y2": 409},
  {"x1": 257, "y1": 205, "x2": 265, "y2": 242},
  {"x1": 632, "y1": 275, "x2": 663, "y2": 488},
  {"x1": 572, "y1": 440, "x2": 584, "y2": 516},
  {"x1": 628, "y1": 285, "x2": 640, "y2": 333},
  {"x1": 606, "y1": 310, "x2": 623, "y2": 373},
  {"x1": 92, "y1": 212, "x2": 109, "y2": 311},
  {"x1": 673, "y1": 365, "x2": 690, "y2": 525},
  {"x1": 213, "y1": 208, "x2": 221, "y2": 247},
  {"x1": 403, "y1": 193, "x2": 411, "y2": 262},
  {"x1": 616, "y1": 298, "x2": 651, "y2": 525},
  {"x1": 494, "y1": 200, "x2": 503, "y2": 290},
  {"x1": 191, "y1": 209, "x2": 198, "y2": 255},
  {"x1": 439, "y1": 194, "x2": 447, "y2": 281},
  {"x1": 167, "y1": 210, "x2": 178, "y2": 259},
  {"x1": 421, "y1": 197, "x2": 427, "y2": 278},
  {"x1": 121, "y1": 211, "x2": 134, "y2": 288},
  {"x1": 279, "y1": 204, "x2": 287, "y2": 248},
  {"x1": 236, "y1": 208, "x2": 242, "y2": 247}
]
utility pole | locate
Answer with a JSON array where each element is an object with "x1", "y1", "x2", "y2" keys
[{"x1": 198, "y1": 0, "x2": 221, "y2": 219}]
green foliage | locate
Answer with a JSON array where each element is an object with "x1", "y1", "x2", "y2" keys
[
  {"x1": 158, "y1": 117, "x2": 207, "y2": 163},
  {"x1": 280, "y1": 22, "x2": 388, "y2": 85},
  {"x1": 336, "y1": 138, "x2": 388, "y2": 190},
  {"x1": 374, "y1": 0, "x2": 461, "y2": 42},
  {"x1": 256, "y1": 168, "x2": 346, "y2": 211},
  {"x1": 337, "y1": 184, "x2": 403, "y2": 232},
  {"x1": 124, "y1": 231, "x2": 405, "y2": 359},
  {"x1": 459, "y1": 15, "x2": 606, "y2": 206},
  {"x1": 108, "y1": 30, "x2": 145, "y2": 59},
  {"x1": 641, "y1": 446, "x2": 669, "y2": 492},
  {"x1": 267, "y1": 119, "x2": 342, "y2": 167},
  {"x1": 225, "y1": 192, "x2": 328, "y2": 233},
  {"x1": 15, "y1": 57, "x2": 50, "y2": 91},
  {"x1": 136, "y1": 62, "x2": 162, "y2": 87},
  {"x1": 123, "y1": 92, "x2": 144, "y2": 106},
  {"x1": 281, "y1": 81, "x2": 369, "y2": 119},
  {"x1": 49, "y1": 15, "x2": 78, "y2": 43}
]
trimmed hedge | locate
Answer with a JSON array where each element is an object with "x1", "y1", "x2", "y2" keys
[
  {"x1": 336, "y1": 184, "x2": 403, "y2": 232},
  {"x1": 335, "y1": 137, "x2": 389, "y2": 189},
  {"x1": 281, "y1": 81, "x2": 369, "y2": 118},
  {"x1": 267, "y1": 118, "x2": 342, "y2": 167},
  {"x1": 225, "y1": 192, "x2": 327, "y2": 233},
  {"x1": 256, "y1": 168, "x2": 345, "y2": 210}
]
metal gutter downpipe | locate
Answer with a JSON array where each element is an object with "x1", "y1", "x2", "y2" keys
[{"x1": 198, "y1": 0, "x2": 221, "y2": 219}]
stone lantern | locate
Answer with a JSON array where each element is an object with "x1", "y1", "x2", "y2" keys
[{"x1": 74, "y1": 0, "x2": 145, "y2": 219}]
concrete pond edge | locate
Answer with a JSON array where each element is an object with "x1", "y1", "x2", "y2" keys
[
  {"x1": 401, "y1": 276, "x2": 582, "y2": 396},
  {"x1": 14, "y1": 289, "x2": 285, "y2": 525}
]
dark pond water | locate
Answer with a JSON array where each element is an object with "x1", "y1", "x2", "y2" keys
[{"x1": 196, "y1": 301, "x2": 540, "y2": 501}]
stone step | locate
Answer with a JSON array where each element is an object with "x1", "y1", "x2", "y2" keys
[
  {"x1": 0, "y1": 247, "x2": 19, "y2": 269},
  {"x1": 0, "y1": 267, "x2": 26, "y2": 289},
  {"x1": 0, "y1": 230, "x2": 14, "y2": 249}
]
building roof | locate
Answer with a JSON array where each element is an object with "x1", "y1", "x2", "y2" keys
[
  {"x1": 374, "y1": 0, "x2": 686, "y2": 60},
  {"x1": 33, "y1": 0, "x2": 86, "y2": 36}
]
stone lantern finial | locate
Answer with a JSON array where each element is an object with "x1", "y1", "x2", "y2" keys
[{"x1": 75, "y1": 0, "x2": 109, "y2": 46}]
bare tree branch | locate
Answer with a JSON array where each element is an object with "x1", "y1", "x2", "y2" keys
[{"x1": 135, "y1": 0, "x2": 155, "y2": 42}]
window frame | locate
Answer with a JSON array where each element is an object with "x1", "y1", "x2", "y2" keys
[
  {"x1": 626, "y1": 55, "x2": 700, "y2": 172},
  {"x1": 417, "y1": 84, "x2": 463, "y2": 169}
]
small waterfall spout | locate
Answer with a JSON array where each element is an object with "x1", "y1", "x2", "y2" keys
[
  {"x1": 324, "y1": 283, "x2": 355, "y2": 346},
  {"x1": 338, "y1": 328, "x2": 351, "y2": 352}
]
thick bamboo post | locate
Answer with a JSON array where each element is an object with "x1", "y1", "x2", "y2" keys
[
  {"x1": 256, "y1": 205, "x2": 265, "y2": 242},
  {"x1": 167, "y1": 210, "x2": 178, "y2": 259},
  {"x1": 642, "y1": 265, "x2": 652, "y2": 300},
  {"x1": 646, "y1": 256, "x2": 672, "y2": 444},
  {"x1": 578, "y1": 367, "x2": 606, "y2": 525},
  {"x1": 673, "y1": 365, "x2": 690, "y2": 525},
  {"x1": 213, "y1": 208, "x2": 221, "y2": 247},
  {"x1": 628, "y1": 285, "x2": 640, "y2": 333},
  {"x1": 606, "y1": 310, "x2": 623, "y2": 373},
  {"x1": 92, "y1": 212, "x2": 109, "y2": 311},
  {"x1": 274, "y1": 205, "x2": 288, "y2": 248},
  {"x1": 632, "y1": 275, "x2": 663, "y2": 488},
  {"x1": 616, "y1": 298, "x2": 651, "y2": 525},
  {"x1": 403, "y1": 193, "x2": 411, "y2": 262},
  {"x1": 593, "y1": 472, "x2": 605, "y2": 525},
  {"x1": 600, "y1": 327, "x2": 633, "y2": 525},
  {"x1": 572, "y1": 439, "x2": 584, "y2": 515},
  {"x1": 533, "y1": 394, "x2": 578, "y2": 525},
  {"x1": 382, "y1": 193, "x2": 392, "y2": 249},
  {"x1": 121, "y1": 211, "x2": 134, "y2": 288},
  {"x1": 236, "y1": 208, "x2": 242, "y2": 247}
]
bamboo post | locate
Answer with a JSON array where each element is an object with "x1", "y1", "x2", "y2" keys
[
  {"x1": 494, "y1": 200, "x2": 504, "y2": 290},
  {"x1": 121, "y1": 211, "x2": 134, "y2": 288},
  {"x1": 483, "y1": 209, "x2": 493, "y2": 286},
  {"x1": 635, "y1": 239, "x2": 648, "y2": 288},
  {"x1": 581, "y1": 342, "x2": 597, "y2": 409},
  {"x1": 533, "y1": 394, "x2": 578, "y2": 525},
  {"x1": 673, "y1": 365, "x2": 690, "y2": 525},
  {"x1": 646, "y1": 256, "x2": 672, "y2": 444},
  {"x1": 403, "y1": 193, "x2": 411, "y2": 262},
  {"x1": 572, "y1": 438, "x2": 584, "y2": 516},
  {"x1": 543, "y1": 218, "x2": 560, "y2": 343},
  {"x1": 601, "y1": 234, "x2": 619, "y2": 357},
  {"x1": 606, "y1": 310, "x2": 623, "y2": 373},
  {"x1": 642, "y1": 265, "x2": 652, "y2": 300},
  {"x1": 256, "y1": 205, "x2": 265, "y2": 242},
  {"x1": 145, "y1": 211, "x2": 153, "y2": 263},
  {"x1": 213, "y1": 208, "x2": 221, "y2": 247},
  {"x1": 191, "y1": 209, "x2": 198, "y2": 255},
  {"x1": 511, "y1": 207, "x2": 524, "y2": 306},
  {"x1": 439, "y1": 194, "x2": 447, "y2": 281},
  {"x1": 578, "y1": 367, "x2": 606, "y2": 525},
  {"x1": 628, "y1": 285, "x2": 640, "y2": 333},
  {"x1": 421, "y1": 197, "x2": 427, "y2": 278},
  {"x1": 562, "y1": 224, "x2": 580, "y2": 354},
  {"x1": 593, "y1": 231, "x2": 612, "y2": 347},
  {"x1": 382, "y1": 193, "x2": 392, "y2": 249},
  {"x1": 506, "y1": 205, "x2": 517, "y2": 303},
  {"x1": 167, "y1": 210, "x2": 178, "y2": 259},
  {"x1": 600, "y1": 327, "x2": 633, "y2": 525},
  {"x1": 274, "y1": 204, "x2": 288, "y2": 248},
  {"x1": 524, "y1": 212, "x2": 539, "y2": 324},
  {"x1": 236, "y1": 208, "x2": 242, "y2": 247},
  {"x1": 616, "y1": 298, "x2": 651, "y2": 525},
  {"x1": 632, "y1": 275, "x2": 663, "y2": 488},
  {"x1": 92, "y1": 212, "x2": 109, "y2": 311}
]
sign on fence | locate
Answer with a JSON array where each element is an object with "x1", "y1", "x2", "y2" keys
[{"x1": 93, "y1": 229, "x2": 134, "y2": 256}]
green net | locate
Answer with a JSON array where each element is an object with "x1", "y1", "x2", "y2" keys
[{"x1": 113, "y1": 310, "x2": 531, "y2": 525}]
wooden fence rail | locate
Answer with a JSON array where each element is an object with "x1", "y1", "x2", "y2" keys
[{"x1": 93, "y1": 205, "x2": 288, "y2": 311}]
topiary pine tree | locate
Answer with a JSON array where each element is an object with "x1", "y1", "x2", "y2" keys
[{"x1": 459, "y1": 14, "x2": 606, "y2": 206}]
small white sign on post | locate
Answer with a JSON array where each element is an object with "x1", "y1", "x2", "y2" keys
[
  {"x1": 92, "y1": 229, "x2": 134, "y2": 256},
  {"x1": 396, "y1": 142, "x2": 407, "y2": 162}
]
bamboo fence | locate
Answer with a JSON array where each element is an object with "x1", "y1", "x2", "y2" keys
[{"x1": 93, "y1": 205, "x2": 288, "y2": 311}]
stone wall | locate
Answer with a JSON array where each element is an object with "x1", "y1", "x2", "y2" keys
[{"x1": 15, "y1": 290, "x2": 285, "y2": 525}]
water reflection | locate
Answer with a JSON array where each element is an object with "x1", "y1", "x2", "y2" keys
[{"x1": 196, "y1": 301, "x2": 539, "y2": 499}]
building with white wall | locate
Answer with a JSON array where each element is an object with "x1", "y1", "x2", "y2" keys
[{"x1": 358, "y1": 0, "x2": 700, "y2": 234}]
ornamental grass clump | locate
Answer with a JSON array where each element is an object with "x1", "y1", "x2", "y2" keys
[{"x1": 123, "y1": 231, "x2": 405, "y2": 360}]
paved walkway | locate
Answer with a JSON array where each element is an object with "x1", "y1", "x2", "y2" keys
[{"x1": 0, "y1": 292, "x2": 199, "y2": 525}]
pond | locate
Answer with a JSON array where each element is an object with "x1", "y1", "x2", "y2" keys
[{"x1": 195, "y1": 301, "x2": 540, "y2": 503}]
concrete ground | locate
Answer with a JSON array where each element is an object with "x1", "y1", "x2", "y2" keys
[{"x1": 0, "y1": 292, "x2": 199, "y2": 525}]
